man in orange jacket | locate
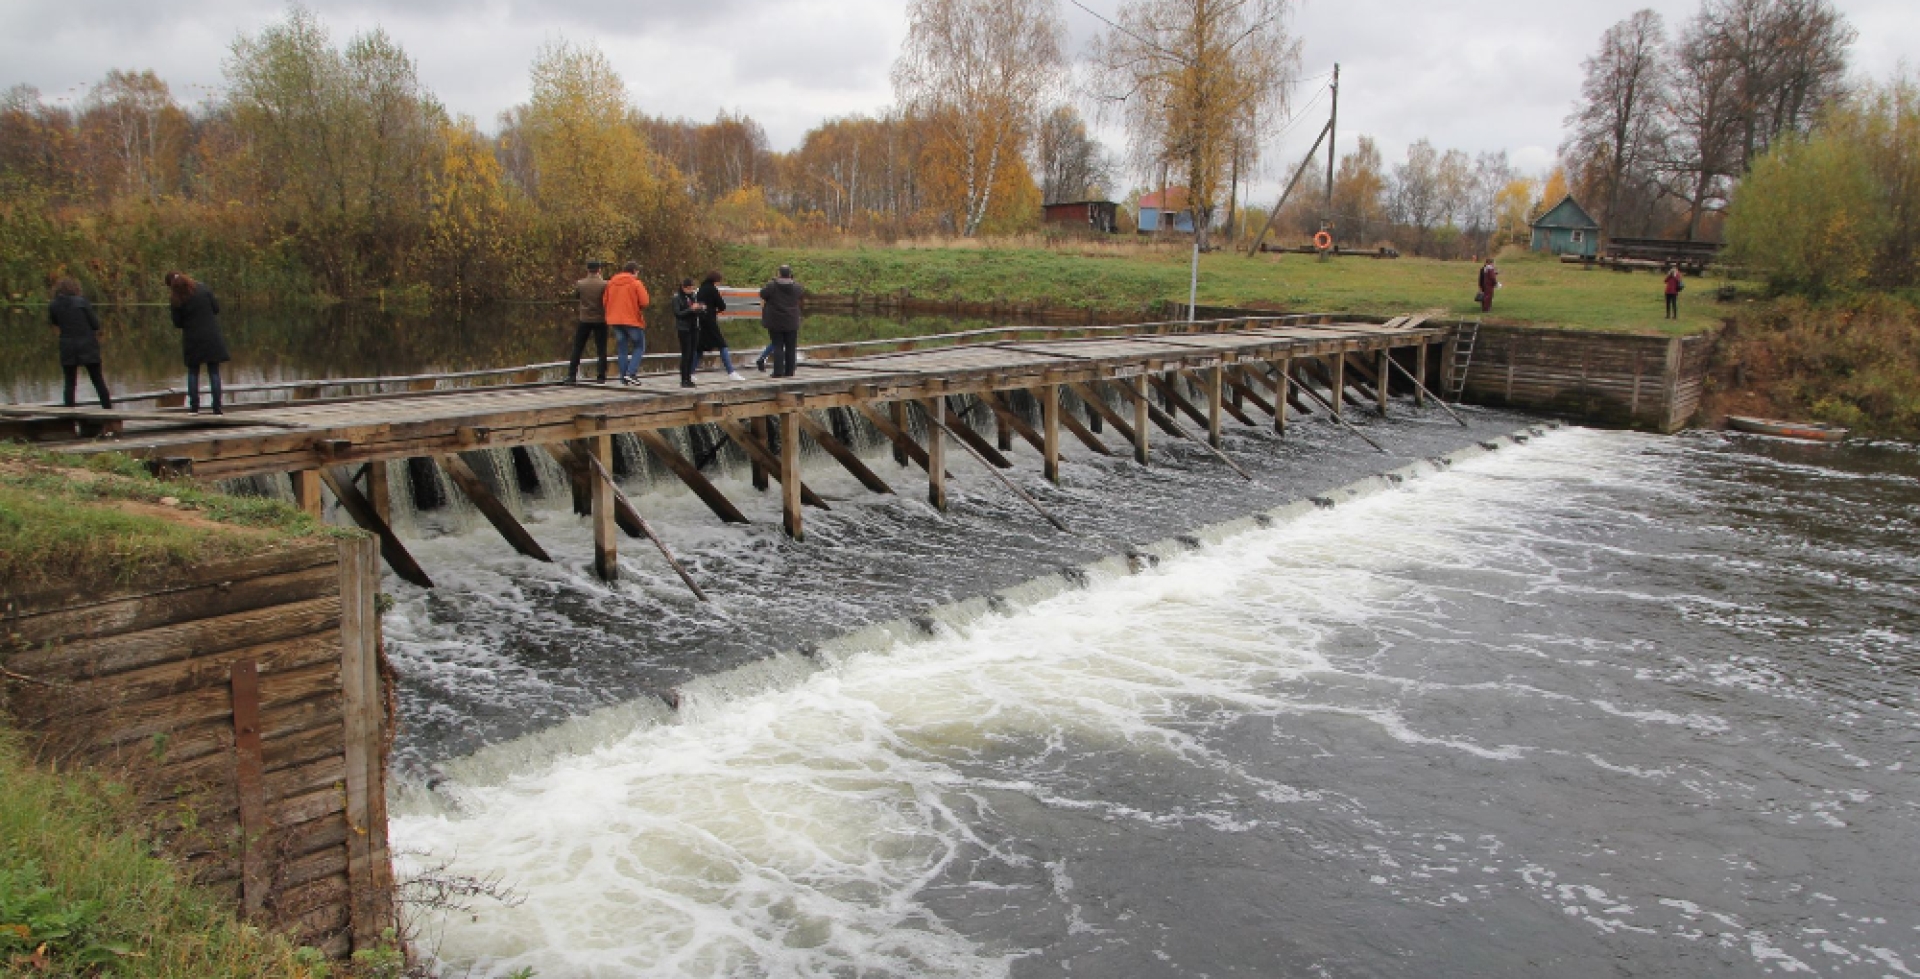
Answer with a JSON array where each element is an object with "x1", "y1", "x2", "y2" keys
[{"x1": 603, "y1": 261, "x2": 651, "y2": 384}]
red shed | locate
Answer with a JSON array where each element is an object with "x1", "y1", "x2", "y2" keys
[{"x1": 1042, "y1": 200, "x2": 1119, "y2": 234}]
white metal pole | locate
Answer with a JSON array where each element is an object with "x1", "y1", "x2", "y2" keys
[{"x1": 1188, "y1": 237, "x2": 1200, "y2": 323}]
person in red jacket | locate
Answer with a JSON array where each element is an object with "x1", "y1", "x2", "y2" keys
[
  {"x1": 1664, "y1": 265, "x2": 1684, "y2": 320},
  {"x1": 1476, "y1": 260, "x2": 1499, "y2": 313},
  {"x1": 602, "y1": 262, "x2": 651, "y2": 385}
]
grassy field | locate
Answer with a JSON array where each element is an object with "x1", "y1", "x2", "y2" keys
[{"x1": 724, "y1": 241, "x2": 1734, "y2": 336}]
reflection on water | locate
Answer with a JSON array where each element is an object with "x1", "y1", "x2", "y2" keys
[{"x1": 0, "y1": 302, "x2": 1021, "y2": 403}]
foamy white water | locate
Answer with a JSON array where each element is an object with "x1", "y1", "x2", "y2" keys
[{"x1": 389, "y1": 427, "x2": 1920, "y2": 978}]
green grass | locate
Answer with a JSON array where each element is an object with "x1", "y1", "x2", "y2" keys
[
  {"x1": 725, "y1": 242, "x2": 1735, "y2": 336},
  {"x1": 0, "y1": 732, "x2": 317, "y2": 978},
  {"x1": 0, "y1": 444, "x2": 343, "y2": 595}
]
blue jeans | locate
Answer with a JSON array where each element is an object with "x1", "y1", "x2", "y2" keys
[{"x1": 614, "y1": 326, "x2": 645, "y2": 377}]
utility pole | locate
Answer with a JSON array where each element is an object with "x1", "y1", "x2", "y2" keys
[{"x1": 1324, "y1": 63, "x2": 1339, "y2": 252}]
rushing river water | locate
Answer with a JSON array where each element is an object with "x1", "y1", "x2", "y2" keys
[{"x1": 383, "y1": 421, "x2": 1920, "y2": 978}]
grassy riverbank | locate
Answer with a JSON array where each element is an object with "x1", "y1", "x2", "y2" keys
[
  {"x1": 724, "y1": 241, "x2": 1732, "y2": 336},
  {"x1": 1709, "y1": 296, "x2": 1920, "y2": 438}
]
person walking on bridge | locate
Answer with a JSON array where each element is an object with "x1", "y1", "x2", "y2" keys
[
  {"x1": 1476, "y1": 259, "x2": 1500, "y2": 314},
  {"x1": 696, "y1": 270, "x2": 746, "y2": 381},
  {"x1": 164, "y1": 271, "x2": 229, "y2": 414},
  {"x1": 759, "y1": 264, "x2": 805, "y2": 378},
  {"x1": 49, "y1": 277, "x2": 111, "y2": 409},
  {"x1": 604, "y1": 261, "x2": 651, "y2": 385},
  {"x1": 567, "y1": 259, "x2": 609, "y2": 383}
]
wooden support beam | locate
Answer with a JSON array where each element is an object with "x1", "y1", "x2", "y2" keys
[
  {"x1": 545, "y1": 442, "x2": 643, "y2": 538},
  {"x1": 1415, "y1": 343, "x2": 1429, "y2": 407},
  {"x1": 889, "y1": 401, "x2": 911, "y2": 467},
  {"x1": 633, "y1": 429, "x2": 751, "y2": 524},
  {"x1": 1284, "y1": 360, "x2": 1314, "y2": 415},
  {"x1": 943, "y1": 396, "x2": 1014, "y2": 469},
  {"x1": 1131, "y1": 376, "x2": 1151, "y2": 464},
  {"x1": 980, "y1": 390, "x2": 1049, "y2": 456},
  {"x1": 925, "y1": 397, "x2": 947, "y2": 511},
  {"x1": 1110, "y1": 374, "x2": 1256, "y2": 481},
  {"x1": 337, "y1": 536, "x2": 395, "y2": 950},
  {"x1": 795, "y1": 411, "x2": 892, "y2": 496},
  {"x1": 1377, "y1": 349, "x2": 1391, "y2": 415},
  {"x1": 1205, "y1": 367, "x2": 1223, "y2": 447},
  {"x1": 319, "y1": 467, "x2": 433, "y2": 588},
  {"x1": 1066, "y1": 381, "x2": 1140, "y2": 450},
  {"x1": 854, "y1": 402, "x2": 934, "y2": 473},
  {"x1": 230, "y1": 657, "x2": 268, "y2": 917},
  {"x1": 438, "y1": 454, "x2": 552, "y2": 563},
  {"x1": 365, "y1": 460, "x2": 391, "y2": 527},
  {"x1": 1271, "y1": 359, "x2": 1291, "y2": 434},
  {"x1": 1056, "y1": 394, "x2": 1113, "y2": 456},
  {"x1": 995, "y1": 403, "x2": 1013, "y2": 452},
  {"x1": 1224, "y1": 366, "x2": 1277, "y2": 421},
  {"x1": 290, "y1": 469, "x2": 322, "y2": 519},
  {"x1": 1147, "y1": 373, "x2": 1211, "y2": 430},
  {"x1": 1124, "y1": 378, "x2": 1189, "y2": 439},
  {"x1": 1040, "y1": 385, "x2": 1062, "y2": 484},
  {"x1": 588, "y1": 435, "x2": 617, "y2": 581},
  {"x1": 713, "y1": 418, "x2": 830, "y2": 510},
  {"x1": 780, "y1": 412, "x2": 803, "y2": 540},
  {"x1": 1330, "y1": 354, "x2": 1345, "y2": 420},
  {"x1": 749, "y1": 416, "x2": 770, "y2": 491}
]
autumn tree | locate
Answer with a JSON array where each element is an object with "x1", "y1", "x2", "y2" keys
[
  {"x1": 77, "y1": 70, "x2": 191, "y2": 203},
  {"x1": 1035, "y1": 105, "x2": 1111, "y2": 204},
  {"x1": 1563, "y1": 9, "x2": 1669, "y2": 239},
  {"x1": 1089, "y1": 0, "x2": 1299, "y2": 249},
  {"x1": 892, "y1": 0, "x2": 1065, "y2": 235},
  {"x1": 1331, "y1": 136, "x2": 1386, "y2": 244}
]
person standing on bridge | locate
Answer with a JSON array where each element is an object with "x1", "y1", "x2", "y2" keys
[
  {"x1": 567, "y1": 259, "x2": 609, "y2": 383},
  {"x1": 696, "y1": 270, "x2": 746, "y2": 382},
  {"x1": 1476, "y1": 259, "x2": 1500, "y2": 314},
  {"x1": 759, "y1": 264, "x2": 805, "y2": 378},
  {"x1": 672, "y1": 277, "x2": 707, "y2": 389},
  {"x1": 164, "y1": 271, "x2": 229, "y2": 414},
  {"x1": 49, "y1": 277, "x2": 111, "y2": 409},
  {"x1": 1664, "y1": 265, "x2": 1684, "y2": 320},
  {"x1": 603, "y1": 261, "x2": 651, "y2": 385}
]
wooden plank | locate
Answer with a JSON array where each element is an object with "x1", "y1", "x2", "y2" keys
[
  {"x1": 942, "y1": 397, "x2": 1014, "y2": 469},
  {"x1": 794, "y1": 412, "x2": 892, "y2": 496},
  {"x1": 780, "y1": 413, "x2": 803, "y2": 541},
  {"x1": 319, "y1": 468, "x2": 433, "y2": 588},
  {"x1": 365, "y1": 460, "x2": 391, "y2": 526},
  {"x1": 438, "y1": 454, "x2": 552, "y2": 563},
  {"x1": 925, "y1": 398, "x2": 947, "y2": 511},
  {"x1": 5, "y1": 595, "x2": 342, "y2": 682},
  {"x1": 3, "y1": 557, "x2": 338, "y2": 647},
  {"x1": 230, "y1": 657, "x2": 270, "y2": 917},
  {"x1": 633, "y1": 430, "x2": 751, "y2": 524},
  {"x1": 589, "y1": 435, "x2": 617, "y2": 581},
  {"x1": 12, "y1": 629, "x2": 340, "y2": 731},
  {"x1": 338, "y1": 535, "x2": 393, "y2": 952},
  {"x1": 1130, "y1": 376, "x2": 1150, "y2": 464},
  {"x1": 712, "y1": 418, "x2": 830, "y2": 510}
]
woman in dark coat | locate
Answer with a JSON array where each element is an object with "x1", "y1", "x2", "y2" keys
[
  {"x1": 49, "y1": 277, "x2": 111, "y2": 409},
  {"x1": 164, "y1": 271, "x2": 231, "y2": 414},
  {"x1": 695, "y1": 270, "x2": 745, "y2": 381}
]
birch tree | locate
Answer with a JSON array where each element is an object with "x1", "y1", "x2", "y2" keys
[
  {"x1": 1089, "y1": 0, "x2": 1299, "y2": 249},
  {"x1": 892, "y1": 0, "x2": 1065, "y2": 236}
]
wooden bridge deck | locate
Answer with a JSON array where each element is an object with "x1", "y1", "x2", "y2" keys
[{"x1": 17, "y1": 314, "x2": 1452, "y2": 588}]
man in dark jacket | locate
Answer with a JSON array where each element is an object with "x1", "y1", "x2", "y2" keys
[
  {"x1": 671, "y1": 278, "x2": 707, "y2": 388},
  {"x1": 759, "y1": 265, "x2": 806, "y2": 378},
  {"x1": 567, "y1": 260, "x2": 609, "y2": 383}
]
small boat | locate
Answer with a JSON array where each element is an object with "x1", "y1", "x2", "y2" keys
[{"x1": 1726, "y1": 415, "x2": 1849, "y2": 443}]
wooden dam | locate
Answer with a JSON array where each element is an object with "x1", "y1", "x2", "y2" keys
[{"x1": 13, "y1": 314, "x2": 1452, "y2": 589}]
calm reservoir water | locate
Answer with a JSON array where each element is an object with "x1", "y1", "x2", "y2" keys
[{"x1": 384, "y1": 423, "x2": 1920, "y2": 978}]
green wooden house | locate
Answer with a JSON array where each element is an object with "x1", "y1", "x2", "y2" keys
[{"x1": 1529, "y1": 195, "x2": 1601, "y2": 258}]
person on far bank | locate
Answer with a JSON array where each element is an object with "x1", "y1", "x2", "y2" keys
[
  {"x1": 164, "y1": 271, "x2": 229, "y2": 414},
  {"x1": 1664, "y1": 265, "x2": 1684, "y2": 320},
  {"x1": 696, "y1": 270, "x2": 746, "y2": 381},
  {"x1": 49, "y1": 277, "x2": 111, "y2": 409},
  {"x1": 672, "y1": 278, "x2": 707, "y2": 388},
  {"x1": 759, "y1": 264, "x2": 805, "y2": 378},
  {"x1": 603, "y1": 261, "x2": 651, "y2": 385},
  {"x1": 1477, "y1": 259, "x2": 1500, "y2": 314},
  {"x1": 567, "y1": 259, "x2": 609, "y2": 383}
]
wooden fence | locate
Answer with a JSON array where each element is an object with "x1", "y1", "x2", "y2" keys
[
  {"x1": 1, "y1": 537, "x2": 394, "y2": 958},
  {"x1": 1451, "y1": 323, "x2": 1715, "y2": 432}
]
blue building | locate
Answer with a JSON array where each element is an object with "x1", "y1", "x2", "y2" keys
[
  {"x1": 1137, "y1": 188, "x2": 1197, "y2": 234},
  {"x1": 1529, "y1": 195, "x2": 1601, "y2": 258}
]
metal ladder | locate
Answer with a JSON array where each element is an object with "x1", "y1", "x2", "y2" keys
[{"x1": 1446, "y1": 319, "x2": 1480, "y2": 401}]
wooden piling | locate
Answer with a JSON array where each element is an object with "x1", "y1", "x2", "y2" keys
[
  {"x1": 1040, "y1": 385, "x2": 1061, "y2": 484},
  {"x1": 713, "y1": 418, "x2": 829, "y2": 510},
  {"x1": 633, "y1": 430, "x2": 750, "y2": 524},
  {"x1": 1273, "y1": 358, "x2": 1290, "y2": 435},
  {"x1": 889, "y1": 401, "x2": 910, "y2": 467},
  {"x1": 1377, "y1": 349, "x2": 1391, "y2": 415},
  {"x1": 943, "y1": 396, "x2": 1014, "y2": 469},
  {"x1": 779, "y1": 413, "x2": 802, "y2": 541},
  {"x1": 290, "y1": 469, "x2": 322, "y2": 519},
  {"x1": 365, "y1": 461, "x2": 391, "y2": 526},
  {"x1": 318, "y1": 467, "x2": 433, "y2": 588},
  {"x1": 438, "y1": 454, "x2": 552, "y2": 563},
  {"x1": 749, "y1": 416, "x2": 770, "y2": 491},
  {"x1": 1132, "y1": 375, "x2": 1150, "y2": 465},
  {"x1": 1330, "y1": 355, "x2": 1345, "y2": 420},
  {"x1": 925, "y1": 398, "x2": 947, "y2": 511},
  {"x1": 337, "y1": 536, "x2": 395, "y2": 952},
  {"x1": 588, "y1": 435, "x2": 617, "y2": 581},
  {"x1": 1414, "y1": 343, "x2": 1429, "y2": 407},
  {"x1": 1206, "y1": 366, "x2": 1223, "y2": 448}
]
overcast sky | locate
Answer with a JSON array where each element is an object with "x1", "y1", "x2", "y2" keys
[{"x1": 5, "y1": 0, "x2": 1915, "y2": 196}]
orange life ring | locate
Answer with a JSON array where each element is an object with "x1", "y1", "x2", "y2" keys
[{"x1": 1313, "y1": 231, "x2": 1333, "y2": 250}]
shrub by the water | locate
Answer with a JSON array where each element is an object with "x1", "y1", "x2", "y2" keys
[{"x1": 1714, "y1": 296, "x2": 1920, "y2": 437}]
